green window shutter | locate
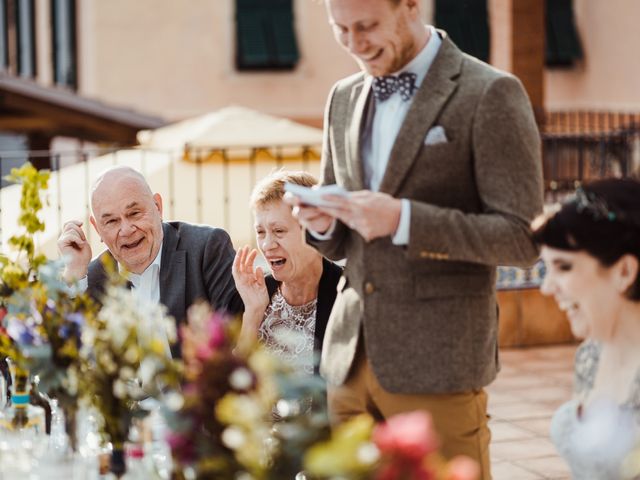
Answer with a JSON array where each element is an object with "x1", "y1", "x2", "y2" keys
[
  {"x1": 435, "y1": 0, "x2": 490, "y2": 63},
  {"x1": 545, "y1": 0, "x2": 583, "y2": 66},
  {"x1": 236, "y1": 0, "x2": 299, "y2": 71},
  {"x1": 271, "y1": 6, "x2": 298, "y2": 67}
]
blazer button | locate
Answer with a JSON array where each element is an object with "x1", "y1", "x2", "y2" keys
[{"x1": 364, "y1": 282, "x2": 375, "y2": 295}]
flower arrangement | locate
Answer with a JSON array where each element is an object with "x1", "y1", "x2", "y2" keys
[
  {"x1": 305, "y1": 410, "x2": 479, "y2": 480},
  {"x1": 164, "y1": 303, "x2": 272, "y2": 478},
  {"x1": 165, "y1": 304, "x2": 478, "y2": 480},
  {"x1": 76, "y1": 265, "x2": 182, "y2": 453},
  {"x1": 164, "y1": 303, "x2": 330, "y2": 479},
  {"x1": 0, "y1": 164, "x2": 97, "y2": 421},
  {"x1": 0, "y1": 163, "x2": 180, "y2": 466}
]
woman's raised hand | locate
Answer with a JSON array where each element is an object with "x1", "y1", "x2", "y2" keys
[{"x1": 232, "y1": 246, "x2": 270, "y2": 315}]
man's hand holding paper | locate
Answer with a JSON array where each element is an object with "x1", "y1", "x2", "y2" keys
[{"x1": 285, "y1": 183, "x2": 402, "y2": 242}]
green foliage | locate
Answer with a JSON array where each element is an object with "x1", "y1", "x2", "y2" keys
[
  {"x1": 0, "y1": 163, "x2": 50, "y2": 295},
  {"x1": 6, "y1": 163, "x2": 49, "y2": 235}
]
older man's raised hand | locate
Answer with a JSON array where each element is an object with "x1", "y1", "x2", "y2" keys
[{"x1": 57, "y1": 219, "x2": 92, "y2": 283}]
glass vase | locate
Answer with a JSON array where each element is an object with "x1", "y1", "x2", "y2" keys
[{"x1": 0, "y1": 366, "x2": 46, "y2": 434}]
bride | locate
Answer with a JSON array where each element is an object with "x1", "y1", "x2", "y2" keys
[{"x1": 533, "y1": 178, "x2": 640, "y2": 479}]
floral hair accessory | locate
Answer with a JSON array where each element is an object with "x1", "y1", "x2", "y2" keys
[{"x1": 574, "y1": 187, "x2": 621, "y2": 222}]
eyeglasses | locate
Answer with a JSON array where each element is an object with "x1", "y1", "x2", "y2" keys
[{"x1": 574, "y1": 187, "x2": 621, "y2": 222}]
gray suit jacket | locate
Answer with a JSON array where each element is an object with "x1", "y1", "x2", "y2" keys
[
  {"x1": 88, "y1": 222, "x2": 243, "y2": 355},
  {"x1": 310, "y1": 33, "x2": 544, "y2": 394}
]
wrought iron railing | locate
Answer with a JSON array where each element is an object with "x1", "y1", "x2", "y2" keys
[
  {"x1": 541, "y1": 110, "x2": 640, "y2": 200},
  {"x1": 1, "y1": 110, "x2": 639, "y2": 292}
]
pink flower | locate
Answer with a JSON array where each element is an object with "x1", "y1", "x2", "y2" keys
[
  {"x1": 375, "y1": 462, "x2": 435, "y2": 480},
  {"x1": 196, "y1": 343, "x2": 215, "y2": 361},
  {"x1": 166, "y1": 431, "x2": 196, "y2": 462},
  {"x1": 373, "y1": 411, "x2": 440, "y2": 462},
  {"x1": 445, "y1": 456, "x2": 479, "y2": 480},
  {"x1": 207, "y1": 313, "x2": 226, "y2": 349}
]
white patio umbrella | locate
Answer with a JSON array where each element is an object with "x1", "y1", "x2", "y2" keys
[{"x1": 136, "y1": 106, "x2": 322, "y2": 158}]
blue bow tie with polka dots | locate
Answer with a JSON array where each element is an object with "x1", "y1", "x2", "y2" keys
[{"x1": 372, "y1": 72, "x2": 418, "y2": 102}]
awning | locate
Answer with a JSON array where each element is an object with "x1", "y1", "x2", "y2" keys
[{"x1": 0, "y1": 74, "x2": 165, "y2": 144}]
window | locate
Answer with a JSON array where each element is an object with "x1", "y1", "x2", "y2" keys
[
  {"x1": 545, "y1": 0, "x2": 582, "y2": 67},
  {"x1": 235, "y1": 0, "x2": 299, "y2": 71},
  {"x1": 15, "y1": 0, "x2": 35, "y2": 77},
  {"x1": 1, "y1": 0, "x2": 7, "y2": 69},
  {"x1": 434, "y1": 0, "x2": 490, "y2": 63},
  {"x1": 51, "y1": 0, "x2": 76, "y2": 88}
]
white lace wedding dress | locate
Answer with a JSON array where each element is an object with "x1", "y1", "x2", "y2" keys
[{"x1": 550, "y1": 340, "x2": 640, "y2": 480}]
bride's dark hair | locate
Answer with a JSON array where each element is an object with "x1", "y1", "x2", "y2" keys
[{"x1": 532, "y1": 177, "x2": 640, "y2": 300}]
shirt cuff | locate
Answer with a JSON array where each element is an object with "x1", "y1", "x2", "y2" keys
[
  {"x1": 308, "y1": 219, "x2": 337, "y2": 240},
  {"x1": 392, "y1": 199, "x2": 411, "y2": 246},
  {"x1": 72, "y1": 275, "x2": 88, "y2": 295}
]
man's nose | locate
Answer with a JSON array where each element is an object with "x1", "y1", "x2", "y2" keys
[
  {"x1": 120, "y1": 219, "x2": 136, "y2": 236},
  {"x1": 346, "y1": 31, "x2": 366, "y2": 55}
]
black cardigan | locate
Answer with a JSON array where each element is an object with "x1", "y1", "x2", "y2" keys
[{"x1": 264, "y1": 258, "x2": 342, "y2": 372}]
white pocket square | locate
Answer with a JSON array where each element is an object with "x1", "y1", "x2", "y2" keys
[{"x1": 424, "y1": 125, "x2": 449, "y2": 145}]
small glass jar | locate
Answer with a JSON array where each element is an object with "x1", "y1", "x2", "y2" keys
[{"x1": 0, "y1": 366, "x2": 46, "y2": 434}]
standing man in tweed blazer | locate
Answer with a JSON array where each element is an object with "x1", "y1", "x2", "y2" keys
[{"x1": 288, "y1": 0, "x2": 544, "y2": 476}]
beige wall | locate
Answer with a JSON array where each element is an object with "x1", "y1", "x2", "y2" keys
[
  {"x1": 77, "y1": 0, "x2": 433, "y2": 122},
  {"x1": 545, "y1": 0, "x2": 640, "y2": 111},
  {"x1": 77, "y1": 0, "x2": 357, "y2": 121},
  {"x1": 23, "y1": 0, "x2": 640, "y2": 124}
]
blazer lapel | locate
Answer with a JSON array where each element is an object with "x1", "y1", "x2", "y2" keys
[
  {"x1": 159, "y1": 223, "x2": 186, "y2": 323},
  {"x1": 346, "y1": 76, "x2": 372, "y2": 191},
  {"x1": 379, "y1": 36, "x2": 462, "y2": 196}
]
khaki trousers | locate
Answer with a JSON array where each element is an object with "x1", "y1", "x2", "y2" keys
[{"x1": 327, "y1": 345, "x2": 492, "y2": 480}]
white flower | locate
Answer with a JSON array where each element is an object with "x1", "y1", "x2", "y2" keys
[
  {"x1": 356, "y1": 442, "x2": 380, "y2": 465},
  {"x1": 63, "y1": 367, "x2": 79, "y2": 396},
  {"x1": 124, "y1": 347, "x2": 139, "y2": 364},
  {"x1": 229, "y1": 368, "x2": 253, "y2": 391},
  {"x1": 119, "y1": 366, "x2": 136, "y2": 381},
  {"x1": 235, "y1": 473, "x2": 255, "y2": 480},
  {"x1": 163, "y1": 392, "x2": 184, "y2": 411},
  {"x1": 138, "y1": 357, "x2": 159, "y2": 386},
  {"x1": 81, "y1": 327, "x2": 96, "y2": 347},
  {"x1": 164, "y1": 317, "x2": 177, "y2": 344},
  {"x1": 98, "y1": 352, "x2": 117, "y2": 375},
  {"x1": 221, "y1": 426, "x2": 246, "y2": 449},
  {"x1": 112, "y1": 379, "x2": 127, "y2": 399}
]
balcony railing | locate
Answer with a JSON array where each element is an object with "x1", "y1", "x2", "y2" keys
[
  {"x1": 541, "y1": 110, "x2": 640, "y2": 200},
  {"x1": 0, "y1": 145, "x2": 321, "y2": 259},
  {"x1": 1, "y1": 110, "x2": 638, "y2": 287}
]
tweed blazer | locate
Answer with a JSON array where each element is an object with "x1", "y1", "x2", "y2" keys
[
  {"x1": 87, "y1": 221, "x2": 243, "y2": 355},
  {"x1": 309, "y1": 33, "x2": 544, "y2": 394}
]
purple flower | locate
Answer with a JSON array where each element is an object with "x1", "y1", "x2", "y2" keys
[
  {"x1": 58, "y1": 312, "x2": 85, "y2": 341},
  {"x1": 5, "y1": 317, "x2": 44, "y2": 346}
]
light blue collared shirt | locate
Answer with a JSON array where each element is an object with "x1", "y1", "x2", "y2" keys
[
  {"x1": 364, "y1": 26, "x2": 442, "y2": 245},
  {"x1": 311, "y1": 27, "x2": 442, "y2": 244}
]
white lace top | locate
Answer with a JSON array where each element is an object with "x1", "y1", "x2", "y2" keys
[
  {"x1": 258, "y1": 289, "x2": 317, "y2": 376},
  {"x1": 550, "y1": 340, "x2": 640, "y2": 479}
]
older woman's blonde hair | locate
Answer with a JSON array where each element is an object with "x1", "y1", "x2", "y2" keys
[{"x1": 250, "y1": 170, "x2": 317, "y2": 209}]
